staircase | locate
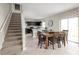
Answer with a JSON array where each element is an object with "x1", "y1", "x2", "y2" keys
[{"x1": 1, "y1": 13, "x2": 22, "y2": 55}]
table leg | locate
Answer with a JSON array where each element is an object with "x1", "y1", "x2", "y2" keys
[
  {"x1": 64, "y1": 35, "x2": 66, "y2": 46},
  {"x1": 45, "y1": 36, "x2": 48, "y2": 49}
]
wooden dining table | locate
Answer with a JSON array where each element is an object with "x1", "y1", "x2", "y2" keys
[{"x1": 43, "y1": 31, "x2": 67, "y2": 49}]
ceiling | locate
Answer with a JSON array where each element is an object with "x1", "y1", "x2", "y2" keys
[{"x1": 22, "y1": 3, "x2": 79, "y2": 19}]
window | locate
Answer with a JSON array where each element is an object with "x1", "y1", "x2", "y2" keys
[{"x1": 61, "y1": 19, "x2": 68, "y2": 31}]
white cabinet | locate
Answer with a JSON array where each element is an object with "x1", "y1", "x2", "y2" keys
[
  {"x1": 32, "y1": 29, "x2": 37, "y2": 38},
  {"x1": 32, "y1": 28, "x2": 42, "y2": 38}
]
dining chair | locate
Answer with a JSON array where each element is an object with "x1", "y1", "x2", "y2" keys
[
  {"x1": 37, "y1": 31, "x2": 46, "y2": 48},
  {"x1": 54, "y1": 32, "x2": 61, "y2": 48},
  {"x1": 48, "y1": 36, "x2": 55, "y2": 49},
  {"x1": 58, "y1": 32, "x2": 65, "y2": 46},
  {"x1": 63, "y1": 30, "x2": 68, "y2": 44},
  {"x1": 48, "y1": 32, "x2": 61, "y2": 49}
]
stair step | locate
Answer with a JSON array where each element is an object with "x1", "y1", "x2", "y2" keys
[
  {"x1": 8, "y1": 29, "x2": 21, "y2": 30},
  {"x1": 3, "y1": 40, "x2": 22, "y2": 48},
  {"x1": 12, "y1": 14, "x2": 20, "y2": 16},
  {"x1": 8, "y1": 28, "x2": 21, "y2": 30},
  {"x1": 8, "y1": 27, "x2": 21, "y2": 30},
  {"x1": 11, "y1": 17, "x2": 21, "y2": 21},
  {"x1": 12, "y1": 15, "x2": 21, "y2": 17},
  {"x1": 12, "y1": 15, "x2": 21, "y2": 18},
  {"x1": 7, "y1": 34, "x2": 22, "y2": 37},
  {"x1": 9, "y1": 24, "x2": 21, "y2": 26},
  {"x1": 10, "y1": 23, "x2": 21, "y2": 25},
  {"x1": 7, "y1": 32, "x2": 22, "y2": 36},
  {"x1": 5, "y1": 37, "x2": 22, "y2": 42},
  {"x1": 10, "y1": 22, "x2": 21, "y2": 24},
  {"x1": 9, "y1": 25, "x2": 21, "y2": 27},
  {"x1": 11, "y1": 17, "x2": 20, "y2": 18},
  {"x1": 11, "y1": 18, "x2": 21, "y2": 19},
  {"x1": 8, "y1": 30, "x2": 21, "y2": 33},
  {"x1": 10, "y1": 21, "x2": 21, "y2": 24},
  {"x1": 5, "y1": 35, "x2": 22, "y2": 40},
  {"x1": 11, "y1": 19, "x2": 21, "y2": 21},
  {"x1": 10, "y1": 21, "x2": 21, "y2": 23},
  {"x1": 8, "y1": 29, "x2": 21, "y2": 31},
  {"x1": 5, "y1": 40, "x2": 22, "y2": 46},
  {"x1": 10, "y1": 20, "x2": 21, "y2": 22},
  {"x1": 8, "y1": 26, "x2": 21, "y2": 28},
  {"x1": 1, "y1": 45, "x2": 22, "y2": 55}
]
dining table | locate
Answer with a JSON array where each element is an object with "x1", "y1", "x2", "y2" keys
[{"x1": 43, "y1": 31, "x2": 67, "y2": 49}]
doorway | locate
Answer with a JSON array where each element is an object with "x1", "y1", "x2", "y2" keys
[{"x1": 15, "y1": 4, "x2": 20, "y2": 11}]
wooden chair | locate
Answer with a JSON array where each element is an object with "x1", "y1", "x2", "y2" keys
[
  {"x1": 58, "y1": 32, "x2": 65, "y2": 46},
  {"x1": 54, "y1": 32, "x2": 61, "y2": 48},
  {"x1": 37, "y1": 31, "x2": 46, "y2": 48},
  {"x1": 63, "y1": 30, "x2": 68, "y2": 44},
  {"x1": 48, "y1": 32, "x2": 61, "y2": 49}
]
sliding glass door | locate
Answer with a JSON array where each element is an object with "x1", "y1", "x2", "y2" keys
[
  {"x1": 61, "y1": 17, "x2": 78, "y2": 43},
  {"x1": 68, "y1": 18, "x2": 78, "y2": 43}
]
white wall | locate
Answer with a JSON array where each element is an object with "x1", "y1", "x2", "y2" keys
[
  {"x1": 0, "y1": 4, "x2": 11, "y2": 28},
  {"x1": 42, "y1": 17, "x2": 60, "y2": 31},
  {"x1": 43, "y1": 7, "x2": 79, "y2": 31},
  {"x1": 0, "y1": 3, "x2": 12, "y2": 49}
]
